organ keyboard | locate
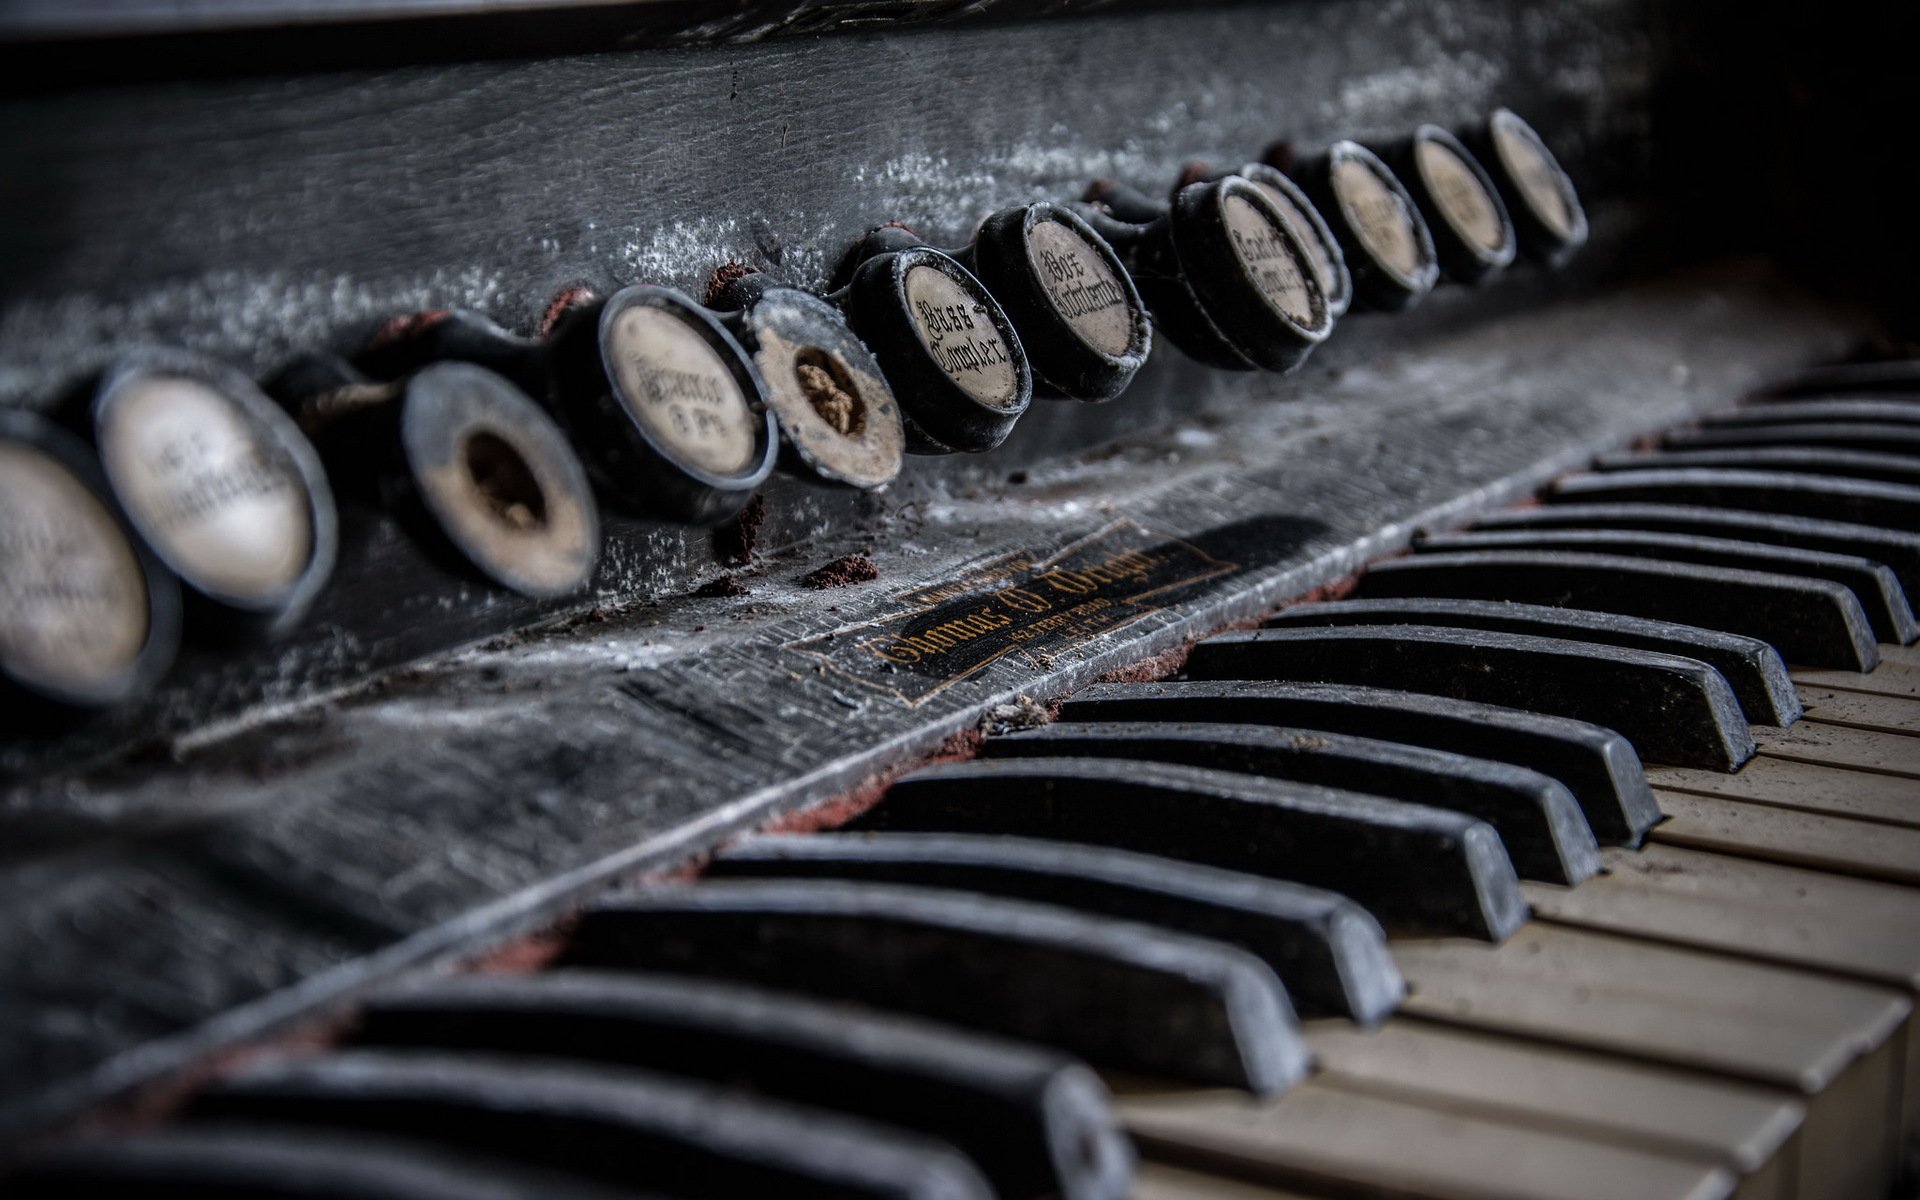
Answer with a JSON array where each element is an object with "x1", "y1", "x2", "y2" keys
[{"x1": 2, "y1": 1, "x2": 1917, "y2": 1198}]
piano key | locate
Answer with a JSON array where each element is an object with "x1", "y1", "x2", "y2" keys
[
  {"x1": 1748, "y1": 720, "x2": 1920, "y2": 778},
  {"x1": 1058, "y1": 680, "x2": 1660, "y2": 844},
  {"x1": 1603, "y1": 842, "x2": 1920, "y2": 942},
  {"x1": 1185, "y1": 625, "x2": 1756, "y2": 769},
  {"x1": 1119, "y1": 1079, "x2": 1737, "y2": 1200},
  {"x1": 1702, "y1": 398, "x2": 1920, "y2": 427},
  {"x1": 1413, "y1": 528, "x2": 1918, "y2": 645},
  {"x1": 862, "y1": 757, "x2": 1526, "y2": 941},
  {"x1": 1794, "y1": 683, "x2": 1920, "y2": 735},
  {"x1": 707, "y1": 832, "x2": 1402, "y2": 1023},
  {"x1": 1582, "y1": 840, "x2": 1920, "y2": 1144},
  {"x1": 560, "y1": 879, "x2": 1308, "y2": 1092},
  {"x1": 1392, "y1": 924, "x2": 1907, "y2": 1093},
  {"x1": 978, "y1": 720, "x2": 1600, "y2": 884},
  {"x1": 1646, "y1": 754, "x2": 1920, "y2": 829},
  {"x1": 1523, "y1": 840, "x2": 1920, "y2": 1158},
  {"x1": 1473, "y1": 500, "x2": 1920, "y2": 598},
  {"x1": 1652, "y1": 430, "x2": 1920, "y2": 468},
  {"x1": 1129, "y1": 839, "x2": 1920, "y2": 1200},
  {"x1": 1391, "y1": 925, "x2": 1910, "y2": 1200},
  {"x1": 191, "y1": 1050, "x2": 994, "y2": 1200},
  {"x1": 1550, "y1": 467, "x2": 1920, "y2": 534},
  {"x1": 5, "y1": 1124, "x2": 655, "y2": 1200},
  {"x1": 354, "y1": 969, "x2": 1130, "y2": 1200},
  {"x1": 1754, "y1": 359, "x2": 1920, "y2": 398},
  {"x1": 1303, "y1": 1021, "x2": 1802, "y2": 1180},
  {"x1": 1612, "y1": 441, "x2": 1920, "y2": 483},
  {"x1": 1355, "y1": 550, "x2": 1880, "y2": 671},
  {"x1": 1791, "y1": 660, "x2": 1920, "y2": 700},
  {"x1": 1263, "y1": 597, "x2": 1800, "y2": 725},
  {"x1": 1133, "y1": 1161, "x2": 1324, "y2": 1200},
  {"x1": 1879, "y1": 641, "x2": 1920, "y2": 667},
  {"x1": 1526, "y1": 844, "x2": 1920, "y2": 990},
  {"x1": 1649, "y1": 792, "x2": 1920, "y2": 887}
]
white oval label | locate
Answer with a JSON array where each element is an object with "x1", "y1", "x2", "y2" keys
[
  {"x1": 1416, "y1": 138, "x2": 1506, "y2": 253},
  {"x1": 1492, "y1": 115, "x2": 1578, "y2": 240},
  {"x1": 99, "y1": 375, "x2": 312, "y2": 600},
  {"x1": 904, "y1": 265, "x2": 1020, "y2": 408},
  {"x1": 1253, "y1": 182, "x2": 1340, "y2": 303},
  {"x1": 607, "y1": 305, "x2": 760, "y2": 476},
  {"x1": 1222, "y1": 192, "x2": 1318, "y2": 328},
  {"x1": 1331, "y1": 156, "x2": 1424, "y2": 283},
  {"x1": 0, "y1": 442, "x2": 150, "y2": 690},
  {"x1": 1025, "y1": 219, "x2": 1135, "y2": 357}
]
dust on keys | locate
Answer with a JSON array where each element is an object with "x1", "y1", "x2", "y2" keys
[
  {"x1": 858, "y1": 377, "x2": 1920, "y2": 1200},
  {"x1": 24, "y1": 372, "x2": 1920, "y2": 1200}
]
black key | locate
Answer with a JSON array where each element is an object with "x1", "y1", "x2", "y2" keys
[
  {"x1": 1415, "y1": 529, "x2": 1918, "y2": 645},
  {"x1": 1755, "y1": 360, "x2": 1920, "y2": 398},
  {"x1": 1357, "y1": 551, "x2": 1880, "y2": 673},
  {"x1": 193, "y1": 1050, "x2": 991, "y2": 1200},
  {"x1": 860, "y1": 757, "x2": 1526, "y2": 942},
  {"x1": 1058, "y1": 681, "x2": 1659, "y2": 845},
  {"x1": 1552, "y1": 468, "x2": 1920, "y2": 536},
  {"x1": 357, "y1": 970, "x2": 1131, "y2": 1200},
  {"x1": 1662, "y1": 423, "x2": 1920, "y2": 459},
  {"x1": 1608, "y1": 446, "x2": 1920, "y2": 488},
  {"x1": 561, "y1": 879, "x2": 1307, "y2": 1093},
  {"x1": 1473, "y1": 501, "x2": 1920, "y2": 600},
  {"x1": 980, "y1": 721, "x2": 1599, "y2": 885},
  {"x1": 1704, "y1": 399, "x2": 1920, "y2": 427},
  {"x1": 1187, "y1": 624, "x2": 1754, "y2": 770},
  {"x1": 1265, "y1": 597, "x2": 1800, "y2": 726},
  {"x1": 710, "y1": 832, "x2": 1402, "y2": 1023},
  {"x1": 7, "y1": 1124, "x2": 650, "y2": 1200}
]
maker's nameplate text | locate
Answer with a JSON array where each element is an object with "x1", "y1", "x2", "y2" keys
[{"x1": 787, "y1": 520, "x2": 1239, "y2": 704}]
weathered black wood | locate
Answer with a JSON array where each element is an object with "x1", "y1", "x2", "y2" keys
[
  {"x1": 863, "y1": 758, "x2": 1526, "y2": 941},
  {"x1": 1704, "y1": 399, "x2": 1920, "y2": 428},
  {"x1": 1551, "y1": 468, "x2": 1920, "y2": 534},
  {"x1": 1264, "y1": 597, "x2": 1801, "y2": 725},
  {"x1": 1663, "y1": 422, "x2": 1920, "y2": 458},
  {"x1": 708, "y1": 832, "x2": 1402, "y2": 1023},
  {"x1": 193, "y1": 1049, "x2": 993, "y2": 1200},
  {"x1": 1357, "y1": 549, "x2": 1881, "y2": 672},
  {"x1": 1472, "y1": 501, "x2": 1920, "y2": 599},
  {"x1": 356, "y1": 969, "x2": 1131, "y2": 1200},
  {"x1": 1601, "y1": 446, "x2": 1920, "y2": 489},
  {"x1": 5, "y1": 1124, "x2": 652, "y2": 1200},
  {"x1": 560, "y1": 880, "x2": 1307, "y2": 1093},
  {"x1": 980, "y1": 721, "x2": 1600, "y2": 885},
  {"x1": 1187, "y1": 624, "x2": 1755, "y2": 770},
  {"x1": 1056, "y1": 680, "x2": 1659, "y2": 844},
  {"x1": 1414, "y1": 528, "x2": 1918, "y2": 645}
]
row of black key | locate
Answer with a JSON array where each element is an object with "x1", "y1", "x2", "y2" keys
[{"x1": 15, "y1": 378, "x2": 1920, "y2": 1199}]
